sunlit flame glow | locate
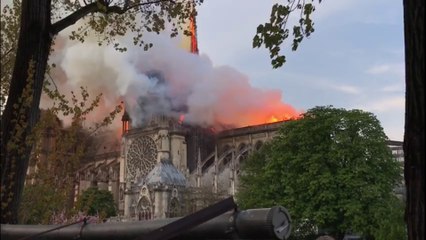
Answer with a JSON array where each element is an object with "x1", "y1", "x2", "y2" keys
[
  {"x1": 260, "y1": 113, "x2": 302, "y2": 125},
  {"x1": 267, "y1": 115, "x2": 279, "y2": 123},
  {"x1": 189, "y1": 15, "x2": 198, "y2": 54},
  {"x1": 178, "y1": 114, "x2": 185, "y2": 124}
]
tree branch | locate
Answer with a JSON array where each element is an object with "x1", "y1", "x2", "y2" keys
[
  {"x1": 50, "y1": 2, "x2": 99, "y2": 35},
  {"x1": 107, "y1": 0, "x2": 175, "y2": 14},
  {"x1": 50, "y1": 0, "x2": 175, "y2": 35},
  {"x1": 0, "y1": 48, "x2": 14, "y2": 69}
]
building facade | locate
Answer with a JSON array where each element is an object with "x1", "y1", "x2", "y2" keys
[
  {"x1": 74, "y1": 112, "x2": 285, "y2": 220},
  {"x1": 73, "y1": 112, "x2": 405, "y2": 221}
]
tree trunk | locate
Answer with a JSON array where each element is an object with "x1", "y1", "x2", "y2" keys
[
  {"x1": 403, "y1": 0, "x2": 425, "y2": 240},
  {"x1": 1, "y1": 0, "x2": 52, "y2": 224}
]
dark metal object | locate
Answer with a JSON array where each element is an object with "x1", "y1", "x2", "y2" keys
[
  {"x1": 235, "y1": 206, "x2": 292, "y2": 240},
  {"x1": 137, "y1": 196, "x2": 237, "y2": 240},
  {"x1": 1, "y1": 205, "x2": 291, "y2": 240}
]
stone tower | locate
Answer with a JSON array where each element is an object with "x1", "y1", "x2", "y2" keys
[{"x1": 121, "y1": 114, "x2": 188, "y2": 219}]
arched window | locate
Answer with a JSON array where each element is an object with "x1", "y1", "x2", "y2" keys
[
  {"x1": 168, "y1": 198, "x2": 181, "y2": 218},
  {"x1": 236, "y1": 143, "x2": 249, "y2": 175},
  {"x1": 237, "y1": 143, "x2": 249, "y2": 163},
  {"x1": 254, "y1": 140, "x2": 264, "y2": 151},
  {"x1": 137, "y1": 197, "x2": 152, "y2": 220},
  {"x1": 218, "y1": 145, "x2": 233, "y2": 172}
]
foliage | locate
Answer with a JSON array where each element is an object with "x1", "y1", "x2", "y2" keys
[
  {"x1": 371, "y1": 196, "x2": 407, "y2": 240},
  {"x1": 0, "y1": 0, "x2": 20, "y2": 110},
  {"x1": 75, "y1": 187, "x2": 117, "y2": 219},
  {"x1": 19, "y1": 186, "x2": 103, "y2": 224},
  {"x1": 48, "y1": 0, "x2": 203, "y2": 50},
  {"x1": 253, "y1": 0, "x2": 321, "y2": 68},
  {"x1": 255, "y1": 2, "x2": 424, "y2": 240},
  {"x1": 237, "y1": 106, "x2": 402, "y2": 239},
  {"x1": 18, "y1": 184, "x2": 66, "y2": 224},
  {"x1": 18, "y1": 85, "x2": 122, "y2": 224},
  {"x1": 49, "y1": 210, "x2": 102, "y2": 224}
]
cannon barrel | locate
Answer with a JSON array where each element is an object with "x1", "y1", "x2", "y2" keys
[{"x1": 1, "y1": 206, "x2": 291, "y2": 240}]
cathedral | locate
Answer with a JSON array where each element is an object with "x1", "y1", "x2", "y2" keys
[
  {"x1": 73, "y1": 112, "x2": 404, "y2": 221},
  {"x1": 71, "y1": 12, "x2": 286, "y2": 220},
  {"x1": 31, "y1": 9, "x2": 404, "y2": 221},
  {"x1": 75, "y1": 110, "x2": 284, "y2": 220}
]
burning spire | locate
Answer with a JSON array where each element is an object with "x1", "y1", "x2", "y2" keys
[
  {"x1": 189, "y1": 15, "x2": 198, "y2": 54},
  {"x1": 179, "y1": 0, "x2": 199, "y2": 54},
  {"x1": 121, "y1": 109, "x2": 131, "y2": 135}
]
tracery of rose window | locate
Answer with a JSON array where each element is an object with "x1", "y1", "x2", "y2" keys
[{"x1": 126, "y1": 136, "x2": 157, "y2": 179}]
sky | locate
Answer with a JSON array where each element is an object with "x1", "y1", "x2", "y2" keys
[
  {"x1": 0, "y1": 0, "x2": 405, "y2": 141},
  {"x1": 195, "y1": 0, "x2": 405, "y2": 141}
]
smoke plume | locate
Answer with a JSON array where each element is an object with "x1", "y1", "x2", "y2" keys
[{"x1": 46, "y1": 32, "x2": 301, "y2": 131}]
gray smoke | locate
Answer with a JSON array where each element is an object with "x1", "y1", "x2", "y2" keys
[{"x1": 47, "y1": 32, "x2": 300, "y2": 130}]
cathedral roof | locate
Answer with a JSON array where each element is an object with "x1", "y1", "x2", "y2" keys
[{"x1": 145, "y1": 159, "x2": 186, "y2": 187}]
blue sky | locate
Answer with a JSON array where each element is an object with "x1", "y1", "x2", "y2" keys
[
  {"x1": 196, "y1": 0, "x2": 405, "y2": 141},
  {"x1": 1, "y1": 0, "x2": 404, "y2": 140}
]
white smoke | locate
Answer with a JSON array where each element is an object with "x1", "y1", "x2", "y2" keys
[{"x1": 48, "y1": 32, "x2": 300, "y2": 130}]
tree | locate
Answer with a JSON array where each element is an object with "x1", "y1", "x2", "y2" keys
[
  {"x1": 371, "y1": 196, "x2": 407, "y2": 240},
  {"x1": 254, "y1": 1, "x2": 424, "y2": 239},
  {"x1": 1, "y1": 0, "x2": 203, "y2": 223},
  {"x1": 75, "y1": 187, "x2": 117, "y2": 220},
  {"x1": 18, "y1": 184, "x2": 66, "y2": 224},
  {"x1": 237, "y1": 106, "x2": 403, "y2": 240},
  {"x1": 18, "y1": 85, "x2": 121, "y2": 224},
  {"x1": 0, "y1": 1, "x2": 19, "y2": 112}
]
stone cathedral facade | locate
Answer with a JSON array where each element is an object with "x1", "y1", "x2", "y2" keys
[
  {"x1": 53, "y1": 9, "x2": 285, "y2": 220},
  {"x1": 74, "y1": 112, "x2": 284, "y2": 220},
  {"x1": 73, "y1": 111, "x2": 405, "y2": 221}
]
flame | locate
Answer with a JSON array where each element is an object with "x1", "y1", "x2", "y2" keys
[
  {"x1": 178, "y1": 1, "x2": 198, "y2": 54},
  {"x1": 267, "y1": 115, "x2": 279, "y2": 123},
  {"x1": 264, "y1": 113, "x2": 301, "y2": 124},
  {"x1": 189, "y1": 15, "x2": 198, "y2": 54},
  {"x1": 178, "y1": 114, "x2": 185, "y2": 124}
]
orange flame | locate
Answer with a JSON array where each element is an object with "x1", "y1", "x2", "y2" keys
[
  {"x1": 267, "y1": 115, "x2": 279, "y2": 123},
  {"x1": 178, "y1": 114, "x2": 185, "y2": 124},
  {"x1": 264, "y1": 113, "x2": 301, "y2": 124},
  {"x1": 189, "y1": 15, "x2": 198, "y2": 54}
]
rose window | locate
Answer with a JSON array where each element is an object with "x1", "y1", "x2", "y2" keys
[{"x1": 126, "y1": 136, "x2": 157, "y2": 179}]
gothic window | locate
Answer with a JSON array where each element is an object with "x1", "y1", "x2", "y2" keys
[
  {"x1": 201, "y1": 156, "x2": 214, "y2": 173},
  {"x1": 138, "y1": 197, "x2": 152, "y2": 220},
  {"x1": 218, "y1": 145, "x2": 233, "y2": 173},
  {"x1": 168, "y1": 198, "x2": 180, "y2": 218},
  {"x1": 238, "y1": 143, "x2": 249, "y2": 161},
  {"x1": 254, "y1": 140, "x2": 264, "y2": 151},
  {"x1": 119, "y1": 183, "x2": 125, "y2": 201},
  {"x1": 236, "y1": 143, "x2": 249, "y2": 175},
  {"x1": 130, "y1": 200, "x2": 137, "y2": 218},
  {"x1": 126, "y1": 136, "x2": 158, "y2": 179},
  {"x1": 220, "y1": 144, "x2": 231, "y2": 155}
]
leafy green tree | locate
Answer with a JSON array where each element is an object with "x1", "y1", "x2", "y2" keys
[
  {"x1": 371, "y1": 196, "x2": 407, "y2": 240},
  {"x1": 18, "y1": 184, "x2": 66, "y2": 224},
  {"x1": 237, "y1": 106, "x2": 403, "y2": 240},
  {"x1": 75, "y1": 187, "x2": 117, "y2": 219},
  {"x1": 253, "y1": 0, "x2": 319, "y2": 69},
  {"x1": 254, "y1": 1, "x2": 424, "y2": 239},
  {"x1": 1, "y1": 0, "x2": 203, "y2": 223}
]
